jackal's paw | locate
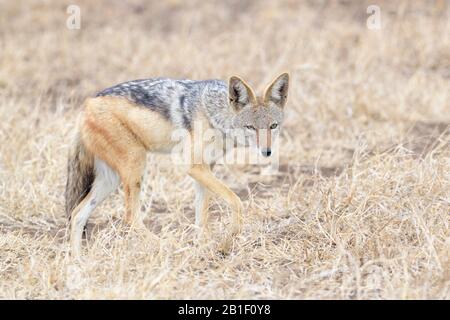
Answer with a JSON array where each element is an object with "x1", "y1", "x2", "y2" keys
[
  {"x1": 134, "y1": 224, "x2": 155, "y2": 238},
  {"x1": 194, "y1": 227, "x2": 210, "y2": 243},
  {"x1": 132, "y1": 221, "x2": 148, "y2": 231},
  {"x1": 219, "y1": 237, "x2": 234, "y2": 256},
  {"x1": 123, "y1": 220, "x2": 153, "y2": 238},
  {"x1": 219, "y1": 227, "x2": 242, "y2": 255},
  {"x1": 70, "y1": 246, "x2": 82, "y2": 261},
  {"x1": 231, "y1": 217, "x2": 243, "y2": 236},
  {"x1": 123, "y1": 217, "x2": 145, "y2": 230}
]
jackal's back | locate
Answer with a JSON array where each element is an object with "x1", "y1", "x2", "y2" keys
[{"x1": 96, "y1": 78, "x2": 227, "y2": 130}]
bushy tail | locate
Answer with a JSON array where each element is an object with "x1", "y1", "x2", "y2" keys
[{"x1": 65, "y1": 133, "x2": 95, "y2": 219}]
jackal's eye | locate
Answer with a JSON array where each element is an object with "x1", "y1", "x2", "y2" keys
[
  {"x1": 245, "y1": 125, "x2": 256, "y2": 131},
  {"x1": 270, "y1": 123, "x2": 278, "y2": 130}
]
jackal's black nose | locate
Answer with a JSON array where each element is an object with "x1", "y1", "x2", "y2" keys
[{"x1": 261, "y1": 148, "x2": 272, "y2": 157}]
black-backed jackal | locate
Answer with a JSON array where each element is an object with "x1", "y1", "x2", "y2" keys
[{"x1": 66, "y1": 73, "x2": 290, "y2": 256}]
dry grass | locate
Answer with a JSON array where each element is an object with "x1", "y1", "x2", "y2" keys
[{"x1": 0, "y1": 0, "x2": 449, "y2": 299}]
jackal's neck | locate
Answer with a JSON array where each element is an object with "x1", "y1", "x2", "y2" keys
[
  {"x1": 202, "y1": 81, "x2": 235, "y2": 134},
  {"x1": 206, "y1": 107, "x2": 235, "y2": 133}
]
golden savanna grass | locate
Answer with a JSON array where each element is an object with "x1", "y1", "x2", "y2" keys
[{"x1": 0, "y1": 0, "x2": 449, "y2": 299}]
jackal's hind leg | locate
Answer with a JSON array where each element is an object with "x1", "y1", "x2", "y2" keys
[
  {"x1": 70, "y1": 160, "x2": 119, "y2": 257},
  {"x1": 118, "y1": 150, "x2": 147, "y2": 229}
]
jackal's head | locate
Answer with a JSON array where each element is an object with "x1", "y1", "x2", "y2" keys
[{"x1": 229, "y1": 72, "x2": 289, "y2": 157}]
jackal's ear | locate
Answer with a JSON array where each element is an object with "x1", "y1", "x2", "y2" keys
[
  {"x1": 228, "y1": 76, "x2": 256, "y2": 112},
  {"x1": 263, "y1": 72, "x2": 289, "y2": 108}
]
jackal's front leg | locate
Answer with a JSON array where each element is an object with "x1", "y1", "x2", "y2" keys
[
  {"x1": 193, "y1": 163, "x2": 215, "y2": 229},
  {"x1": 194, "y1": 181, "x2": 210, "y2": 229},
  {"x1": 188, "y1": 164, "x2": 243, "y2": 236}
]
